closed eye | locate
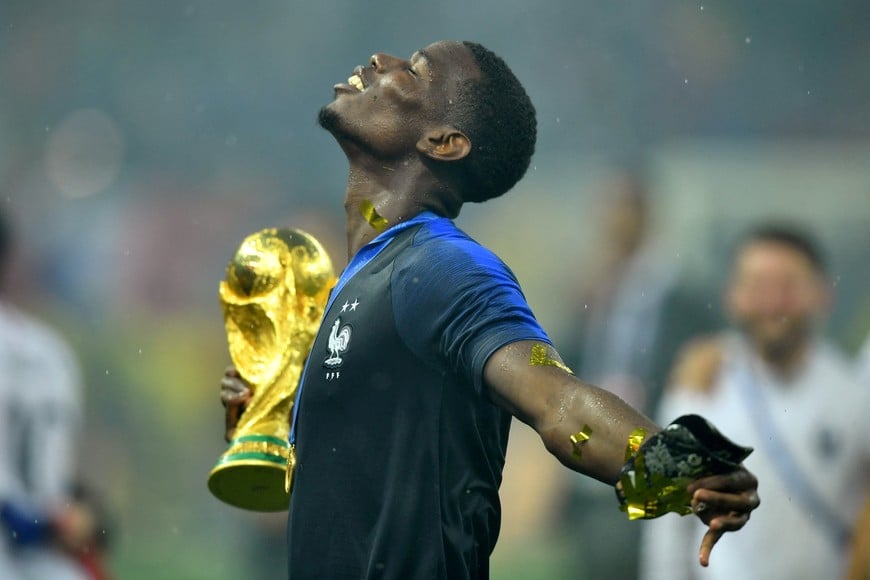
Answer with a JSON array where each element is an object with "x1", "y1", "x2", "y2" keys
[{"x1": 407, "y1": 67, "x2": 418, "y2": 78}]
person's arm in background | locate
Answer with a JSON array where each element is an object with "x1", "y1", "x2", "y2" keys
[
  {"x1": 846, "y1": 492, "x2": 870, "y2": 580},
  {"x1": 0, "y1": 497, "x2": 96, "y2": 554},
  {"x1": 483, "y1": 336, "x2": 756, "y2": 568},
  {"x1": 846, "y1": 339, "x2": 870, "y2": 580},
  {"x1": 0, "y1": 501, "x2": 52, "y2": 545},
  {"x1": 12, "y1": 328, "x2": 109, "y2": 568}
]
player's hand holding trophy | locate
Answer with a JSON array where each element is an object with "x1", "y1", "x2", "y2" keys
[{"x1": 208, "y1": 228, "x2": 334, "y2": 511}]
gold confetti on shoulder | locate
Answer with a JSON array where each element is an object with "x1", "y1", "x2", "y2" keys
[
  {"x1": 529, "y1": 343, "x2": 574, "y2": 374},
  {"x1": 359, "y1": 199, "x2": 389, "y2": 233},
  {"x1": 570, "y1": 424, "x2": 593, "y2": 458}
]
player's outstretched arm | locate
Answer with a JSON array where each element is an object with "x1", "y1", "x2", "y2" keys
[
  {"x1": 483, "y1": 339, "x2": 759, "y2": 567},
  {"x1": 484, "y1": 340, "x2": 657, "y2": 482}
]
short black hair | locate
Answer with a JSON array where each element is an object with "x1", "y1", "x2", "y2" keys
[
  {"x1": 737, "y1": 223, "x2": 827, "y2": 274},
  {"x1": 450, "y1": 42, "x2": 537, "y2": 203}
]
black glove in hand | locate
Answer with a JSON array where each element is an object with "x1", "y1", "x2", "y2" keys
[{"x1": 616, "y1": 414, "x2": 753, "y2": 520}]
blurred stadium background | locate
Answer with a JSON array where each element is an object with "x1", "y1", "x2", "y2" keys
[{"x1": 1, "y1": 0, "x2": 867, "y2": 578}]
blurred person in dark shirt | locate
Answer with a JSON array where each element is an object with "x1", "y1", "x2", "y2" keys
[{"x1": 559, "y1": 171, "x2": 719, "y2": 580}]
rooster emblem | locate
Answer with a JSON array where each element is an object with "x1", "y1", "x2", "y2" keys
[{"x1": 324, "y1": 318, "x2": 351, "y2": 368}]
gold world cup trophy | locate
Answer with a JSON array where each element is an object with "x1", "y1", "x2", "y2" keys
[{"x1": 208, "y1": 228, "x2": 334, "y2": 511}]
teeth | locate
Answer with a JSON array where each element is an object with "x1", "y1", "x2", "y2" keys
[{"x1": 347, "y1": 75, "x2": 364, "y2": 91}]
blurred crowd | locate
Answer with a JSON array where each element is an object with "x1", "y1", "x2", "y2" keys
[
  {"x1": 490, "y1": 173, "x2": 869, "y2": 580},
  {"x1": 1, "y1": 0, "x2": 869, "y2": 579}
]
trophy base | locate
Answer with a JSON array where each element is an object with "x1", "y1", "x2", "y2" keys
[{"x1": 208, "y1": 435, "x2": 292, "y2": 512}]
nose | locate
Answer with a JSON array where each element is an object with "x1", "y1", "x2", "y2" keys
[{"x1": 370, "y1": 53, "x2": 403, "y2": 73}]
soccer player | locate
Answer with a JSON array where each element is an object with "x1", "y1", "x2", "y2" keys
[{"x1": 221, "y1": 40, "x2": 760, "y2": 579}]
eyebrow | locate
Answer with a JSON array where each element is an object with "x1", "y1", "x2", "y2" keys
[
  {"x1": 410, "y1": 49, "x2": 435, "y2": 80},
  {"x1": 413, "y1": 49, "x2": 432, "y2": 64}
]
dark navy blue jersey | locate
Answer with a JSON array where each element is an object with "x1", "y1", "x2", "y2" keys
[{"x1": 287, "y1": 214, "x2": 550, "y2": 579}]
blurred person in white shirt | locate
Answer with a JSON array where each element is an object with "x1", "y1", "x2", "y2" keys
[
  {"x1": 640, "y1": 223, "x2": 870, "y2": 580},
  {"x1": 0, "y1": 211, "x2": 105, "y2": 580}
]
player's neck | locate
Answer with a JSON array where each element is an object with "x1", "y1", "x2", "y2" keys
[{"x1": 342, "y1": 157, "x2": 461, "y2": 259}]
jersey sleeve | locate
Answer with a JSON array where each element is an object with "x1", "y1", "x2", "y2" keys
[{"x1": 391, "y1": 232, "x2": 551, "y2": 394}]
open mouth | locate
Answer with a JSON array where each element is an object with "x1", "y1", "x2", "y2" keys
[
  {"x1": 347, "y1": 73, "x2": 365, "y2": 91},
  {"x1": 334, "y1": 66, "x2": 366, "y2": 94}
]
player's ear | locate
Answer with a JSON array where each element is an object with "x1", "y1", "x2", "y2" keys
[{"x1": 416, "y1": 127, "x2": 471, "y2": 161}]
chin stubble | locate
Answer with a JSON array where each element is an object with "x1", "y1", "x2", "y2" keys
[
  {"x1": 317, "y1": 105, "x2": 338, "y2": 131},
  {"x1": 740, "y1": 318, "x2": 813, "y2": 367}
]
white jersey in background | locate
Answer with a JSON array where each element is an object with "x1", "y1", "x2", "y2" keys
[
  {"x1": 0, "y1": 302, "x2": 87, "y2": 580},
  {"x1": 858, "y1": 333, "x2": 870, "y2": 384},
  {"x1": 640, "y1": 332, "x2": 870, "y2": 580}
]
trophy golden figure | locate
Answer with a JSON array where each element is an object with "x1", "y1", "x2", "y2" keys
[{"x1": 208, "y1": 227, "x2": 334, "y2": 511}]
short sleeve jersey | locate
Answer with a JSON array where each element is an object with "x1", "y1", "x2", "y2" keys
[{"x1": 286, "y1": 215, "x2": 550, "y2": 579}]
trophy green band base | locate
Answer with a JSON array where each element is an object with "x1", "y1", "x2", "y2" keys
[{"x1": 208, "y1": 435, "x2": 291, "y2": 512}]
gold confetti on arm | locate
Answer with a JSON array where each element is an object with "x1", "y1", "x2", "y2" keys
[
  {"x1": 529, "y1": 343, "x2": 574, "y2": 374},
  {"x1": 359, "y1": 199, "x2": 389, "y2": 233},
  {"x1": 624, "y1": 427, "x2": 647, "y2": 462},
  {"x1": 569, "y1": 424, "x2": 593, "y2": 458}
]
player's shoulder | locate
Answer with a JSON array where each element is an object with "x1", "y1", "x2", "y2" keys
[
  {"x1": 667, "y1": 332, "x2": 731, "y2": 397},
  {"x1": 408, "y1": 218, "x2": 505, "y2": 271},
  {"x1": 0, "y1": 302, "x2": 77, "y2": 364},
  {"x1": 391, "y1": 218, "x2": 519, "y2": 304}
]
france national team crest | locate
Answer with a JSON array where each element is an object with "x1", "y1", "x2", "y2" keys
[{"x1": 324, "y1": 316, "x2": 352, "y2": 380}]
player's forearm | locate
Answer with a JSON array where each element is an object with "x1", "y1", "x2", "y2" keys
[{"x1": 535, "y1": 377, "x2": 659, "y2": 484}]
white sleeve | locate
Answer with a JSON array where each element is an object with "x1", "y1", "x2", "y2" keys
[
  {"x1": 860, "y1": 341, "x2": 870, "y2": 458},
  {"x1": 28, "y1": 330, "x2": 84, "y2": 506},
  {"x1": 860, "y1": 372, "x2": 870, "y2": 463},
  {"x1": 858, "y1": 334, "x2": 870, "y2": 384}
]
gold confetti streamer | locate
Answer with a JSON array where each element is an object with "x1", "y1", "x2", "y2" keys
[
  {"x1": 285, "y1": 444, "x2": 297, "y2": 494},
  {"x1": 529, "y1": 343, "x2": 574, "y2": 374},
  {"x1": 617, "y1": 427, "x2": 693, "y2": 520},
  {"x1": 617, "y1": 450, "x2": 693, "y2": 520},
  {"x1": 360, "y1": 199, "x2": 389, "y2": 233},
  {"x1": 624, "y1": 427, "x2": 647, "y2": 462},
  {"x1": 569, "y1": 424, "x2": 593, "y2": 458}
]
